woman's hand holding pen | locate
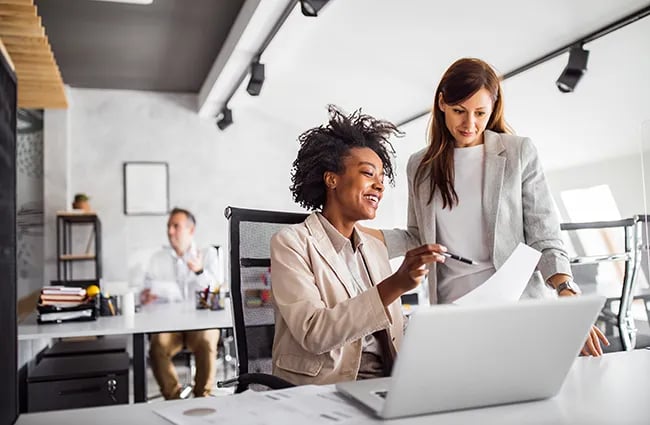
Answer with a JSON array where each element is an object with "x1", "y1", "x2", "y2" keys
[{"x1": 378, "y1": 244, "x2": 447, "y2": 306}]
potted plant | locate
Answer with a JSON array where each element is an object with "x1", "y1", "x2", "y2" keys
[{"x1": 72, "y1": 193, "x2": 92, "y2": 212}]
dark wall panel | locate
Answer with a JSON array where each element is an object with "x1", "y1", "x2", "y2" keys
[{"x1": 0, "y1": 51, "x2": 18, "y2": 425}]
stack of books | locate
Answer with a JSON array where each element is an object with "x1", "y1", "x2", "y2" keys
[
  {"x1": 40, "y1": 286, "x2": 87, "y2": 306},
  {"x1": 38, "y1": 286, "x2": 97, "y2": 324}
]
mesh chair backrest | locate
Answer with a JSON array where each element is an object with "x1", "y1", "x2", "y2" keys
[{"x1": 225, "y1": 207, "x2": 307, "y2": 377}]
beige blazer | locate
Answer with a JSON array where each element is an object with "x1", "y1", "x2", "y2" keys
[
  {"x1": 383, "y1": 130, "x2": 572, "y2": 303},
  {"x1": 271, "y1": 213, "x2": 404, "y2": 386}
]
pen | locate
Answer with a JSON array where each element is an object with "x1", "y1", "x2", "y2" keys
[{"x1": 441, "y1": 252, "x2": 477, "y2": 265}]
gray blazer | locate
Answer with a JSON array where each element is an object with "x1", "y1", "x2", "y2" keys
[{"x1": 383, "y1": 130, "x2": 572, "y2": 304}]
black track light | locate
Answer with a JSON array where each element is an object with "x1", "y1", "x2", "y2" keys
[
  {"x1": 246, "y1": 61, "x2": 265, "y2": 96},
  {"x1": 216, "y1": 107, "x2": 233, "y2": 130},
  {"x1": 299, "y1": 0, "x2": 330, "y2": 17},
  {"x1": 556, "y1": 45, "x2": 589, "y2": 93}
]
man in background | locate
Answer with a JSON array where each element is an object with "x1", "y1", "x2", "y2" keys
[{"x1": 140, "y1": 207, "x2": 222, "y2": 399}]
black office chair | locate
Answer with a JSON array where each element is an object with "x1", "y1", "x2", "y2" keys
[{"x1": 217, "y1": 206, "x2": 307, "y2": 393}]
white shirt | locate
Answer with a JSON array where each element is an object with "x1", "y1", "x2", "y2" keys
[
  {"x1": 435, "y1": 145, "x2": 496, "y2": 303},
  {"x1": 144, "y1": 242, "x2": 222, "y2": 303},
  {"x1": 316, "y1": 214, "x2": 383, "y2": 359}
]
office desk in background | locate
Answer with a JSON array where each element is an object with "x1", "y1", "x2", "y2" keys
[
  {"x1": 18, "y1": 302, "x2": 233, "y2": 403},
  {"x1": 16, "y1": 349, "x2": 650, "y2": 424}
]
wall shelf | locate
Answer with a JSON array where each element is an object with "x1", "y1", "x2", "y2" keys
[{"x1": 56, "y1": 213, "x2": 102, "y2": 282}]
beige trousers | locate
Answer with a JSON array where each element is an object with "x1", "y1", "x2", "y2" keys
[{"x1": 149, "y1": 329, "x2": 220, "y2": 399}]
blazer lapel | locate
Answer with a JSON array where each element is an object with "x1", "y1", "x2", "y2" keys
[
  {"x1": 304, "y1": 214, "x2": 357, "y2": 298},
  {"x1": 357, "y1": 232, "x2": 385, "y2": 287},
  {"x1": 482, "y1": 130, "x2": 506, "y2": 261}
]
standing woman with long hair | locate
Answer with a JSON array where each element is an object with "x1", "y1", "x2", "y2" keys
[{"x1": 362, "y1": 58, "x2": 608, "y2": 356}]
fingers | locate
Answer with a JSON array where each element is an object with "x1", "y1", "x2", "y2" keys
[
  {"x1": 582, "y1": 327, "x2": 605, "y2": 357},
  {"x1": 406, "y1": 244, "x2": 448, "y2": 257},
  {"x1": 408, "y1": 267, "x2": 429, "y2": 280},
  {"x1": 584, "y1": 335, "x2": 598, "y2": 357},
  {"x1": 593, "y1": 325, "x2": 610, "y2": 346},
  {"x1": 403, "y1": 253, "x2": 445, "y2": 271}
]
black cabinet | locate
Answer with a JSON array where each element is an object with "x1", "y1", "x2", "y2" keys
[
  {"x1": 27, "y1": 351, "x2": 129, "y2": 412},
  {"x1": 56, "y1": 212, "x2": 102, "y2": 282}
]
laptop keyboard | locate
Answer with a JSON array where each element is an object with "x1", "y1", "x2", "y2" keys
[{"x1": 373, "y1": 390, "x2": 389, "y2": 399}]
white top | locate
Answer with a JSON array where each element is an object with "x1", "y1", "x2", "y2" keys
[
  {"x1": 144, "y1": 242, "x2": 223, "y2": 302},
  {"x1": 15, "y1": 350, "x2": 650, "y2": 424},
  {"x1": 436, "y1": 145, "x2": 495, "y2": 303},
  {"x1": 317, "y1": 214, "x2": 382, "y2": 359}
]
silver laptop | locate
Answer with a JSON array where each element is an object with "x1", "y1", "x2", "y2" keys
[{"x1": 336, "y1": 295, "x2": 605, "y2": 419}]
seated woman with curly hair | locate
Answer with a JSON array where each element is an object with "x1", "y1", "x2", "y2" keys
[{"x1": 271, "y1": 106, "x2": 446, "y2": 386}]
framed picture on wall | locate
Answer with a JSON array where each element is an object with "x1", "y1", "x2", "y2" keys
[{"x1": 123, "y1": 161, "x2": 169, "y2": 215}]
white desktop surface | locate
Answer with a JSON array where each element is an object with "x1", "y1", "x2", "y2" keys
[
  {"x1": 18, "y1": 301, "x2": 233, "y2": 340},
  {"x1": 16, "y1": 349, "x2": 650, "y2": 424},
  {"x1": 18, "y1": 301, "x2": 233, "y2": 403}
]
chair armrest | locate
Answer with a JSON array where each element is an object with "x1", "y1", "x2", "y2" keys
[{"x1": 217, "y1": 372, "x2": 294, "y2": 393}]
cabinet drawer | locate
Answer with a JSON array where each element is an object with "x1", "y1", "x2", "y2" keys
[{"x1": 28, "y1": 373, "x2": 128, "y2": 412}]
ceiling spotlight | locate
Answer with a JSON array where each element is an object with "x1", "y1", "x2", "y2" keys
[
  {"x1": 299, "y1": 0, "x2": 330, "y2": 17},
  {"x1": 556, "y1": 45, "x2": 589, "y2": 93},
  {"x1": 216, "y1": 107, "x2": 233, "y2": 130},
  {"x1": 246, "y1": 61, "x2": 265, "y2": 96}
]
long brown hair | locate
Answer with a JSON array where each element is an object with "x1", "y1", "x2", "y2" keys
[{"x1": 414, "y1": 58, "x2": 513, "y2": 208}]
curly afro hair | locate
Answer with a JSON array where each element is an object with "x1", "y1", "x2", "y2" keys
[{"x1": 290, "y1": 105, "x2": 400, "y2": 211}]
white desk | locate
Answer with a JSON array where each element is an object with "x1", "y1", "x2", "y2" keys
[
  {"x1": 15, "y1": 349, "x2": 650, "y2": 424},
  {"x1": 18, "y1": 302, "x2": 233, "y2": 402}
]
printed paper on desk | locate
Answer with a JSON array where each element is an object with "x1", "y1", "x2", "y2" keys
[
  {"x1": 153, "y1": 385, "x2": 374, "y2": 425},
  {"x1": 454, "y1": 243, "x2": 541, "y2": 306}
]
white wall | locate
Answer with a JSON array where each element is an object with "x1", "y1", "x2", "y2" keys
[
  {"x1": 546, "y1": 152, "x2": 650, "y2": 221},
  {"x1": 56, "y1": 88, "x2": 420, "y2": 287},
  {"x1": 38, "y1": 87, "x2": 437, "y2": 289},
  {"x1": 45, "y1": 86, "x2": 649, "y2": 292}
]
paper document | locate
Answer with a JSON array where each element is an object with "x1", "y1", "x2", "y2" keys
[
  {"x1": 454, "y1": 243, "x2": 541, "y2": 306},
  {"x1": 154, "y1": 385, "x2": 373, "y2": 425},
  {"x1": 149, "y1": 280, "x2": 184, "y2": 303},
  {"x1": 39, "y1": 309, "x2": 93, "y2": 322}
]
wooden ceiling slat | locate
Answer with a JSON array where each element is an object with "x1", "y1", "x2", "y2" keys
[
  {"x1": 16, "y1": 69, "x2": 62, "y2": 80},
  {"x1": 1, "y1": 1, "x2": 67, "y2": 109},
  {"x1": 10, "y1": 52, "x2": 54, "y2": 64},
  {"x1": 14, "y1": 61, "x2": 58, "y2": 71},
  {"x1": 7, "y1": 49, "x2": 52, "y2": 59},
  {"x1": 19, "y1": 81, "x2": 64, "y2": 89},
  {"x1": 19, "y1": 92, "x2": 67, "y2": 102},
  {"x1": 0, "y1": 22, "x2": 45, "y2": 37},
  {"x1": 19, "y1": 99, "x2": 68, "y2": 109},
  {"x1": 0, "y1": 4, "x2": 36, "y2": 16},
  {"x1": 13, "y1": 57, "x2": 54, "y2": 67},
  {"x1": 18, "y1": 78, "x2": 63, "y2": 86},
  {"x1": 19, "y1": 88, "x2": 66, "y2": 98},
  {"x1": 1, "y1": 34, "x2": 47, "y2": 47},
  {"x1": 0, "y1": 13, "x2": 39, "y2": 25},
  {"x1": 0, "y1": 0, "x2": 35, "y2": 5}
]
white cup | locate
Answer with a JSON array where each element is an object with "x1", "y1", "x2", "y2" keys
[{"x1": 121, "y1": 292, "x2": 135, "y2": 317}]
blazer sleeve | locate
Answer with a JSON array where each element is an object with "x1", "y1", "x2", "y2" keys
[
  {"x1": 271, "y1": 229, "x2": 390, "y2": 355},
  {"x1": 382, "y1": 153, "x2": 423, "y2": 258},
  {"x1": 520, "y1": 138, "x2": 572, "y2": 281}
]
